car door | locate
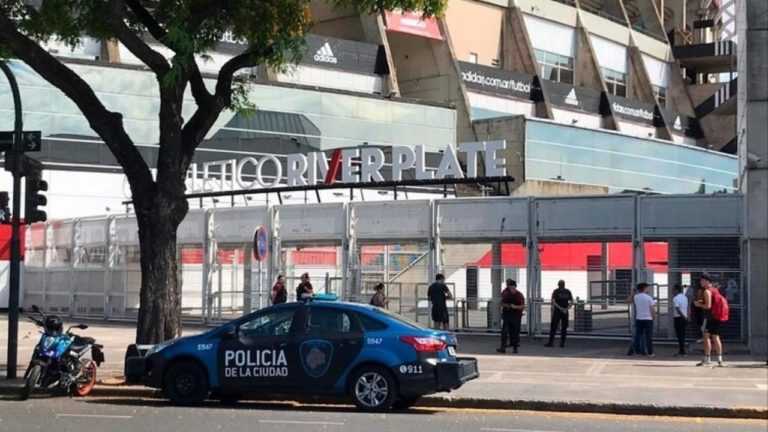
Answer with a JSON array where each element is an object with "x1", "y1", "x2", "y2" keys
[
  {"x1": 217, "y1": 305, "x2": 306, "y2": 392},
  {"x1": 295, "y1": 305, "x2": 365, "y2": 391}
]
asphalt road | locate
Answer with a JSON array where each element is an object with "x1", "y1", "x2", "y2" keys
[{"x1": 0, "y1": 395, "x2": 764, "y2": 432}]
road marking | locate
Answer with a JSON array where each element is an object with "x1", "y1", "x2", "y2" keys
[
  {"x1": 756, "y1": 384, "x2": 767, "y2": 390},
  {"x1": 259, "y1": 420, "x2": 345, "y2": 426},
  {"x1": 55, "y1": 414, "x2": 133, "y2": 420},
  {"x1": 481, "y1": 428, "x2": 562, "y2": 432}
]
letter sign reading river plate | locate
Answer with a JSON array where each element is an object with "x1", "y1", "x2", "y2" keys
[{"x1": 253, "y1": 226, "x2": 268, "y2": 261}]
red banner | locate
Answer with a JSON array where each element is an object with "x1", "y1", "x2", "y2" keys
[{"x1": 384, "y1": 10, "x2": 442, "y2": 40}]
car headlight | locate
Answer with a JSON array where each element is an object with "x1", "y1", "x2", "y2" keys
[{"x1": 147, "y1": 340, "x2": 175, "y2": 355}]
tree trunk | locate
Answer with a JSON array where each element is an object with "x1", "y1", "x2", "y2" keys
[{"x1": 134, "y1": 188, "x2": 187, "y2": 344}]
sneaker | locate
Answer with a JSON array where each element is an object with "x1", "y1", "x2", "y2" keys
[
  {"x1": 673, "y1": 353, "x2": 687, "y2": 357},
  {"x1": 646, "y1": 353, "x2": 656, "y2": 358},
  {"x1": 696, "y1": 361, "x2": 711, "y2": 367},
  {"x1": 543, "y1": 343, "x2": 554, "y2": 347},
  {"x1": 512, "y1": 347, "x2": 519, "y2": 354},
  {"x1": 717, "y1": 361, "x2": 725, "y2": 367},
  {"x1": 496, "y1": 348, "x2": 505, "y2": 354},
  {"x1": 626, "y1": 350, "x2": 635, "y2": 356}
]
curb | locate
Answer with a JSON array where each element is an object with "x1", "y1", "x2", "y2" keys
[{"x1": 1, "y1": 382, "x2": 765, "y2": 420}]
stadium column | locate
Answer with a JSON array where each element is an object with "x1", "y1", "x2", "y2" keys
[{"x1": 739, "y1": 0, "x2": 768, "y2": 356}]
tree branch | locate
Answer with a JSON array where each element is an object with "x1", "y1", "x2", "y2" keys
[
  {"x1": 107, "y1": 0, "x2": 169, "y2": 77},
  {"x1": 124, "y1": 0, "x2": 210, "y2": 106},
  {"x1": 181, "y1": 46, "x2": 273, "y2": 156},
  {"x1": 0, "y1": 13, "x2": 154, "y2": 194}
]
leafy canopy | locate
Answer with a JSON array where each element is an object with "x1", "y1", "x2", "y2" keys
[{"x1": 2, "y1": 0, "x2": 446, "y2": 78}]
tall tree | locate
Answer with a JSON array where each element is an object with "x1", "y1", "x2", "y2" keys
[{"x1": 0, "y1": 0, "x2": 444, "y2": 343}]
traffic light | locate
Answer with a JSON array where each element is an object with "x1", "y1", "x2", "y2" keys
[
  {"x1": 23, "y1": 156, "x2": 47, "y2": 224},
  {"x1": 0, "y1": 191, "x2": 9, "y2": 224}
]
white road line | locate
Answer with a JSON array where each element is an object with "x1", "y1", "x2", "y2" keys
[
  {"x1": 756, "y1": 384, "x2": 767, "y2": 390},
  {"x1": 259, "y1": 420, "x2": 345, "y2": 426},
  {"x1": 481, "y1": 428, "x2": 562, "y2": 432},
  {"x1": 55, "y1": 414, "x2": 133, "y2": 420}
]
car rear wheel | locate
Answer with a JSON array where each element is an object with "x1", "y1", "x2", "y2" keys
[
  {"x1": 164, "y1": 361, "x2": 209, "y2": 406},
  {"x1": 392, "y1": 395, "x2": 420, "y2": 410},
  {"x1": 350, "y1": 366, "x2": 396, "y2": 412}
]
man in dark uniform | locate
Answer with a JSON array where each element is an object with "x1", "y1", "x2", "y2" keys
[
  {"x1": 544, "y1": 280, "x2": 574, "y2": 348},
  {"x1": 497, "y1": 279, "x2": 525, "y2": 354},
  {"x1": 295, "y1": 272, "x2": 314, "y2": 301},
  {"x1": 427, "y1": 274, "x2": 452, "y2": 330}
]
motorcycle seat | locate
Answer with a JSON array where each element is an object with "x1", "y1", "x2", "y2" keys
[{"x1": 70, "y1": 336, "x2": 96, "y2": 353}]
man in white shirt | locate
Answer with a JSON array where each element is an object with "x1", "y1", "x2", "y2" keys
[
  {"x1": 633, "y1": 283, "x2": 656, "y2": 357},
  {"x1": 672, "y1": 284, "x2": 689, "y2": 357}
]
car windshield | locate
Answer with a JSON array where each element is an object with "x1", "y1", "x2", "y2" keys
[{"x1": 371, "y1": 307, "x2": 426, "y2": 330}]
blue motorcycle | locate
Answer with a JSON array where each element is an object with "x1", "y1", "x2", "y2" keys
[{"x1": 20, "y1": 305, "x2": 105, "y2": 400}]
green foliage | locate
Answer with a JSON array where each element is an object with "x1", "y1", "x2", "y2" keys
[{"x1": 2, "y1": 0, "x2": 445, "y2": 120}]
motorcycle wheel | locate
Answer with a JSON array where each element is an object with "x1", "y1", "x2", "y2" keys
[
  {"x1": 20, "y1": 364, "x2": 42, "y2": 401},
  {"x1": 73, "y1": 360, "x2": 97, "y2": 397}
]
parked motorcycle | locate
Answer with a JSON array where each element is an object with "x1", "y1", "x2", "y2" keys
[{"x1": 19, "y1": 305, "x2": 105, "y2": 400}]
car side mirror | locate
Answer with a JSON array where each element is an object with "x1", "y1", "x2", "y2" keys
[
  {"x1": 32, "y1": 305, "x2": 40, "y2": 313},
  {"x1": 223, "y1": 324, "x2": 236, "y2": 338},
  {"x1": 77, "y1": 324, "x2": 88, "y2": 330}
]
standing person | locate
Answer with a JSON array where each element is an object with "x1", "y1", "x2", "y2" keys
[
  {"x1": 427, "y1": 274, "x2": 452, "y2": 331},
  {"x1": 694, "y1": 275, "x2": 725, "y2": 367},
  {"x1": 672, "y1": 284, "x2": 689, "y2": 357},
  {"x1": 369, "y1": 283, "x2": 388, "y2": 307},
  {"x1": 633, "y1": 283, "x2": 656, "y2": 357},
  {"x1": 295, "y1": 272, "x2": 314, "y2": 301},
  {"x1": 497, "y1": 279, "x2": 525, "y2": 354},
  {"x1": 271, "y1": 275, "x2": 287, "y2": 305},
  {"x1": 690, "y1": 282, "x2": 705, "y2": 343},
  {"x1": 544, "y1": 280, "x2": 573, "y2": 348}
]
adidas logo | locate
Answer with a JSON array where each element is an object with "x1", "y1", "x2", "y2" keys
[
  {"x1": 313, "y1": 42, "x2": 338, "y2": 64},
  {"x1": 673, "y1": 116, "x2": 682, "y2": 131},
  {"x1": 565, "y1": 88, "x2": 579, "y2": 106}
]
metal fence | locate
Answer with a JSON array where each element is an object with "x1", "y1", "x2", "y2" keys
[{"x1": 21, "y1": 194, "x2": 745, "y2": 341}]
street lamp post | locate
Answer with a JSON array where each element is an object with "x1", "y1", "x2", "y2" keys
[{"x1": 1, "y1": 60, "x2": 24, "y2": 380}]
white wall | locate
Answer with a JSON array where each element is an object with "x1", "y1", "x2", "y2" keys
[
  {"x1": 468, "y1": 92, "x2": 536, "y2": 118},
  {"x1": 551, "y1": 108, "x2": 602, "y2": 129},
  {"x1": 617, "y1": 120, "x2": 657, "y2": 139},
  {"x1": 276, "y1": 65, "x2": 383, "y2": 95}
]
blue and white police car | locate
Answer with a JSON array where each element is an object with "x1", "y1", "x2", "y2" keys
[{"x1": 125, "y1": 294, "x2": 479, "y2": 411}]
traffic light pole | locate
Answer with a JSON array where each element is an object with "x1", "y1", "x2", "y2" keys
[{"x1": 1, "y1": 61, "x2": 23, "y2": 380}]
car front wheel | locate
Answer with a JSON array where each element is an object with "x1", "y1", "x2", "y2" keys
[
  {"x1": 164, "y1": 361, "x2": 209, "y2": 406},
  {"x1": 350, "y1": 366, "x2": 396, "y2": 412}
]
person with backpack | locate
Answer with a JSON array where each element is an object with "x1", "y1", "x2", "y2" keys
[
  {"x1": 694, "y1": 274, "x2": 728, "y2": 367},
  {"x1": 369, "y1": 283, "x2": 388, "y2": 307}
]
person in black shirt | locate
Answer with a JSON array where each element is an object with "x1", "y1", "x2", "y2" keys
[
  {"x1": 427, "y1": 274, "x2": 452, "y2": 330},
  {"x1": 497, "y1": 279, "x2": 525, "y2": 354},
  {"x1": 544, "y1": 280, "x2": 574, "y2": 347},
  {"x1": 295, "y1": 272, "x2": 314, "y2": 301}
]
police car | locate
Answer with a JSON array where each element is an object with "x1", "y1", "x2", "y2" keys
[{"x1": 124, "y1": 294, "x2": 479, "y2": 411}]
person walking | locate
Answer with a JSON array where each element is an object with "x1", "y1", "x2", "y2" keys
[
  {"x1": 544, "y1": 280, "x2": 573, "y2": 348},
  {"x1": 672, "y1": 284, "x2": 689, "y2": 357},
  {"x1": 694, "y1": 275, "x2": 725, "y2": 367},
  {"x1": 271, "y1": 274, "x2": 287, "y2": 305},
  {"x1": 427, "y1": 274, "x2": 452, "y2": 330},
  {"x1": 369, "y1": 283, "x2": 388, "y2": 307},
  {"x1": 295, "y1": 272, "x2": 314, "y2": 301},
  {"x1": 497, "y1": 279, "x2": 525, "y2": 354},
  {"x1": 633, "y1": 282, "x2": 656, "y2": 357}
]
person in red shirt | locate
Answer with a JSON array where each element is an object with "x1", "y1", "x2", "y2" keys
[
  {"x1": 271, "y1": 275, "x2": 287, "y2": 305},
  {"x1": 497, "y1": 279, "x2": 525, "y2": 354}
]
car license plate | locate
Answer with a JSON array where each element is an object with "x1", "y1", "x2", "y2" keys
[{"x1": 448, "y1": 346, "x2": 456, "y2": 356}]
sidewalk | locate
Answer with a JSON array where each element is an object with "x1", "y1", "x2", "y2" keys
[{"x1": 2, "y1": 317, "x2": 766, "y2": 418}]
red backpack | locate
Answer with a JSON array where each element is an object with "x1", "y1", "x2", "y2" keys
[{"x1": 710, "y1": 288, "x2": 730, "y2": 322}]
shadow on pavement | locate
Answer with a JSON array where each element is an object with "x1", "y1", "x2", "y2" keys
[{"x1": 81, "y1": 397, "x2": 444, "y2": 415}]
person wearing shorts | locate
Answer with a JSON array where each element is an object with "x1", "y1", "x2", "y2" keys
[
  {"x1": 694, "y1": 275, "x2": 724, "y2": 367},
  {"x1": 427, "y1": 274, "x2": 452, "y2": 330}
]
